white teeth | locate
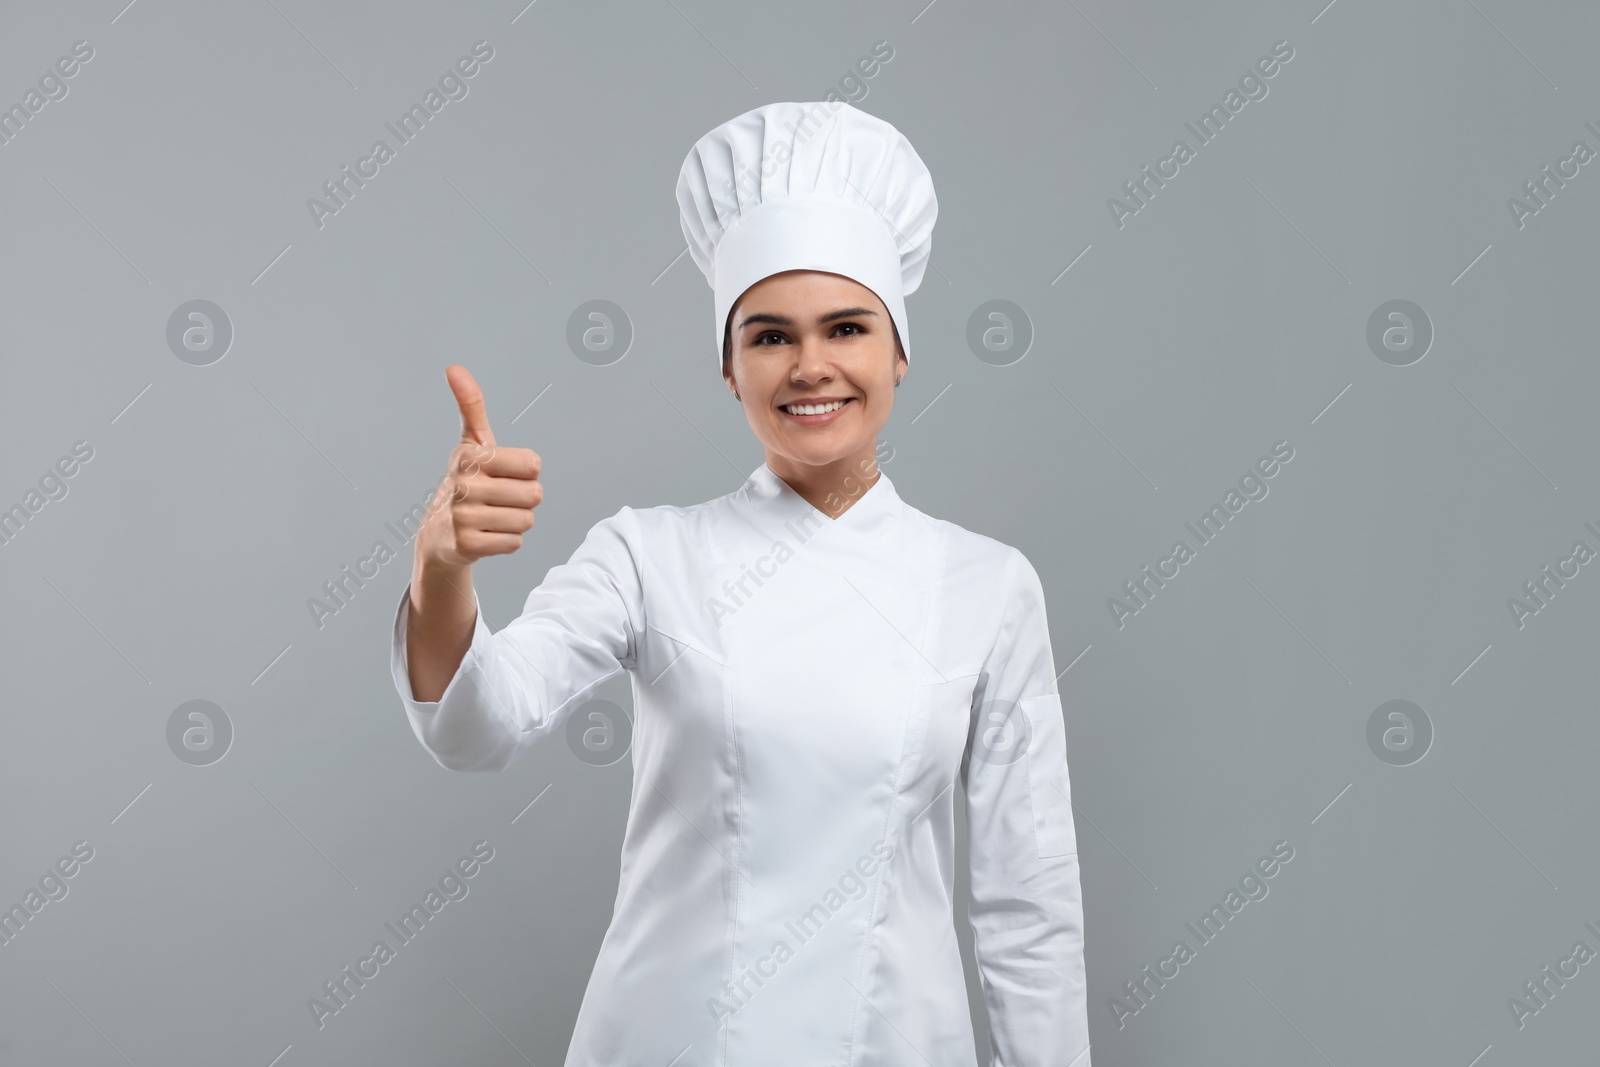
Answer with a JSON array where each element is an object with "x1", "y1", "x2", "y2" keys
[{"x1": 783, "y1": 399, "x2": 847, "y2": 415}]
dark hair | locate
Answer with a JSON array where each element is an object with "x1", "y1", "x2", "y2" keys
[{"x1": 722, "y1": 315, "x2": 905, "y2": 374}]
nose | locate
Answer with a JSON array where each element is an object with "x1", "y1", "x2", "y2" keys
[{"x1": 789, "y1": 334, "x2": 836, "y2": 384}]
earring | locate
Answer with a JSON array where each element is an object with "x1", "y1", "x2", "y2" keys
[{"x1": 894, "y1": 377, "x2": 901, "y2": 388}]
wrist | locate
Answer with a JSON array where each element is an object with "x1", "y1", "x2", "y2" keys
[{"x1": 411, "y1": 557, "x2": 474, "y2": 612}]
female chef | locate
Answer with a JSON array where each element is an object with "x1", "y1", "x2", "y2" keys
[{"x1": 392, "y1": 101, "x2": 1090, "y2": 1066}]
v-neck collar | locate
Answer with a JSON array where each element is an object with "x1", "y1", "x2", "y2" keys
[
  {"x1": 743, "y1": 460, "x2": 903, "y2": 542},
  {"x1": 732, "y1": 458, "x2": 936, "y2": 593}
]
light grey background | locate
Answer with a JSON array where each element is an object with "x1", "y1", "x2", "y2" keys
[{"x1": 2, "y1": 0, "x2": 1597, "y2": 1063}]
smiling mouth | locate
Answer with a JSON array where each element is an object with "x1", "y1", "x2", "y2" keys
[{"x1": 780, "y1": 398, "x2": 854, "y2": 415}]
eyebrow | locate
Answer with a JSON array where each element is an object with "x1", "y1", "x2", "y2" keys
[{"x1": 737, "y1": 306, "x2": 879, "y2": 330}]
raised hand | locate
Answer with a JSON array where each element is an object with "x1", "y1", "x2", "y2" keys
[{"x1": 417, "y1": 364, "x2": 544, "y2": 569}]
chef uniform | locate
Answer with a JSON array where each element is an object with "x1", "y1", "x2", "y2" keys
[{"x1": 390, "y1": 101, "x2": 1090, "y2": 1067}]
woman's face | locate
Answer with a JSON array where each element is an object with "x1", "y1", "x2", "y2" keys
[{"x1": 723, "y1": 269, "x2": 906, "y2": 481}]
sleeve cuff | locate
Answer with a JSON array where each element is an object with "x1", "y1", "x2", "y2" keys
[{"x1": 389, "y1": 579, "x2": 491, "y2": 717}]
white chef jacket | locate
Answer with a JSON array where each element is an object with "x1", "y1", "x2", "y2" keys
[{"x1": 390, "y1": 461, "x2": 1090, "y2": 1067}]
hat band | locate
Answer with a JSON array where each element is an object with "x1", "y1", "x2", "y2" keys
[{"x1": 712, "y1": 196, "x2": 910, "y2": 366}]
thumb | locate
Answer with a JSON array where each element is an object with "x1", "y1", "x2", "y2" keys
[{"x1": 446, "y1": 364, "x2": 496, "y2": 448}]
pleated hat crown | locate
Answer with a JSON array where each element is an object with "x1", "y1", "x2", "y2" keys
[{"x1": 675, "y1": 101, "x2": 938, "y2": 365}]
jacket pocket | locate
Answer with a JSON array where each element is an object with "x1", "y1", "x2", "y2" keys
[
  {"x1": 1020, "y1": 693, "x2": 1078, "y2": 859},
  {"x1": 913, "y1": 670, "x2": 983, "y2": 789}
]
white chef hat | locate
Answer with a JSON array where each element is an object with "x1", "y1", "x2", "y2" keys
[{"x1": 676, "y1": 100, "x2": 937, "y2": 367}]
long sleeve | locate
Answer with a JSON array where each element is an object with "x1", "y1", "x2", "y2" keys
[
  {"x1": 390, "y1": 505, "x2": 646, "y2": 773},
  {"x1": 961, "y1": 547, "x2": 1090, "y2": 1067}
]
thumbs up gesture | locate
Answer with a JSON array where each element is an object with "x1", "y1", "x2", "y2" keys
[{"x1": 416, "y1": 365, "x2": 544, "y2": 569}]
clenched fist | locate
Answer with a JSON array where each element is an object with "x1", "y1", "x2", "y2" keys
[{"x1": 416, "y1": 365, "x2": 544, "y2": 569}]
